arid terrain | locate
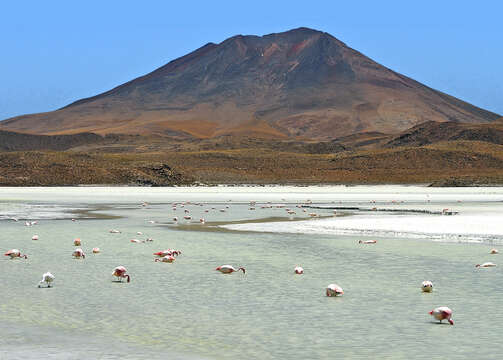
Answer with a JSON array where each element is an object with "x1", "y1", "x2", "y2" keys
[{"x1": 2, "y1": 120, "x2": 503, "y2": 186}]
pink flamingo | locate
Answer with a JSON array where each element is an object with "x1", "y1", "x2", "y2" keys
[
  {"x1": 429, "y1": 307, "x2": 454, "y2": 325},
  {"x1": 32, "y1": 235, "x2": 39, "y2": 240},
  {"x1": 154, "y1": 249, "x2": 181, "y2": 257},
  {"x1": 294, "y1": 266, "x2": 304, "y2": 274},
  {"x1": 490, "y1": 249, "x2": 499, "y2": 254},
  {"x1": 155, "y1": 256, "x2": 175, "y2": 263},
  {"x1": 359, "y1": 240, "x2": 377, "y2": 244},
  {"x1": 72, "y1": 248, "x2": 85, "y2": 259},
  {"x1": 4, "y1": 249, "x2": 27, "y2": 259},
  {"x1": 326, "y1": 284, "x2": 344, "y2": 297},
  {"x1": 92, "y1": 247, "x2": 100, "y2": 253},
  {"x1": 74, "y1": 238, "x2": 82, "y2": 246},
  {"x1": 216, "y1": 265, "x2": 246, "y2": 274},
  {"x1": 112, "y1": 266, "x2": 130, "y2": 282}
]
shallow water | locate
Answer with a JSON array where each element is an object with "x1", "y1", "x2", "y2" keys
[{"x1": 1, "y1": 186, "x2": 503, "y2": 359}]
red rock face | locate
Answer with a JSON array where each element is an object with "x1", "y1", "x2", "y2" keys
[{"x1": 0, "y1": 27, "x2": 500, "y2": 140}]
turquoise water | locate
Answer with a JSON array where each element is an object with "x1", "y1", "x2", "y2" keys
[{"x1": 1, "y1": 187, "x2": 503, "y2": 359}]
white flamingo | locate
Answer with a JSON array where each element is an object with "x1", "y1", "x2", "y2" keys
[
  {"x1": 476, "y1": 262, "x2": 496, "y2": 268},
  {"x1": 216, "y1": 265, "x2": 245, "y2": 274},
  {"x1": 72, "y1": 248, "x2": 86, "y2": 259},
  {"x1": 4, "y1": 249, "x2": 27, "y2": 259},
  {"x1": 32, "y1": 235, "x2": 39, "y2": 240},
  {"x1": 326, "y1": 284, "x2": 344, "y2": 297},
  {"x1": 421, "y1": 280, "x2": 433, "y2": 292},
  {"x1": 429, "y1": 306, "x2": 454, "y2": 325},
  {"x1": 92, "y1": 247, "x2": 100, "y2": 253},
  {"x1": 38, "y1": 272, "x2": 55, "y2": 288},
  {"x1": 490, "y1": 249, "x2": 499, "y2": 254},
  {"x1": 155, "y1": 256, "x2": 175, "y2": 263}
]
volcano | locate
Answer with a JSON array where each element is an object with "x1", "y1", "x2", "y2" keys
[{"x1": 1, "y1": 27, "x2": 499, "y2": 140}]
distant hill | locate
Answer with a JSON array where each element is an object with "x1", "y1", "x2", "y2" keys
[
  {"x1": 0, "y1": 27, "x2": 499, "y2": 140},
  {"x1": 386, "y1": 121, "x2": 503, "y2": 147},
  {"x1": 0, "y1": 130, "x2": 103, "y2": 151}
]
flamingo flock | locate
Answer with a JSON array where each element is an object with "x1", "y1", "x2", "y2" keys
[{"x1": 5, "y1": 200, "x2": 498, "y2": 328}]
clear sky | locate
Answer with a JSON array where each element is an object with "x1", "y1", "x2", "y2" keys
[{"x1": 0, "y1": 0, "x2": 501, "y2": 120}]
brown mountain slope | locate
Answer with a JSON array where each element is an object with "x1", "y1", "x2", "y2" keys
[{"x1": 0, "y1": 28, "x2": 500, "y2": 139}]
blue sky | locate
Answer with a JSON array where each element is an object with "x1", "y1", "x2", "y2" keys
[{"x1": 0, "y1": 0, "x2": 501, "y2": 120}]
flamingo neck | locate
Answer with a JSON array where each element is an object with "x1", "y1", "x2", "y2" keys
[{"x1": 126, "y1": 274, "x2": 131, "y2": 283}]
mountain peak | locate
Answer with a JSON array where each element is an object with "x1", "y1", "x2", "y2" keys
[{"x1": 1, "y1": 28, "x2": 499, "y2": 139}]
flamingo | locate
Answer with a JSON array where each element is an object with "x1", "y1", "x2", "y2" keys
[
  {"x1": 72, "y1": 248, "x2": 86, "y2": 259},
  {"x1": 74, "y1": 238, "x2": 81, "y2": 246},
  {"x1": 38, "y1": 272, "x2": 55, "y2": 288},
  {"x1": 359, "y1": 240, "x2": 377, "y2": 244},
  {"x1": 294, "y1": 266, "x2": 304, "y2": 274},
  {"x1": 109, "y1": 229, "x2": 121, "y2": 234},
  {"x1": 32, "y1": 235, "x2": 39, "y2": 240},
  {"x1": 92, "y1": 247, "x2": 100, "y2": 254},
  {"x1": 155, "y1": 255, "x2": 175, "y2": 263},
  {"x1": 326, "y1": 284, "x2": 344, "y2": 297},
  {"x1": 173, "y1": 217, "x2": 178, "y2": 222},
  {"x1": 153, "y1": 249, "x2": 181, "y2": 257},
  {"x1": 112, "y1": 266, "x2": 131, "y2": 282},
  {"x1": 137, "y1": 232, "x2": 143, "y2": 235},
  {"x1": 4, "y1": 249, "x2": 27, "y2": 259},
  {"x1": 148, "y1": 220, "x2": 156, "y2": 224},
  {"x1": 429, "y1": 306, "x2": 454, "y2": 325},
  {"x1": 216, "y1": 265, "x2": 246, "y2": 274},
  {"x1": 130, "y1": 239, "x2": 143, "y2": 243},
  {"x1": 421, "y1": 280, "x2": 433, "y2": 293},
  {"x1": 490, "y1": 249, "x2": 499, "y2": 254},
  {"x1": 475, "y1": 262, "x2": 496, "y2": 268},
  {"x1": 184, "y1": 215, "x2": 192, "y2": 220}
]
